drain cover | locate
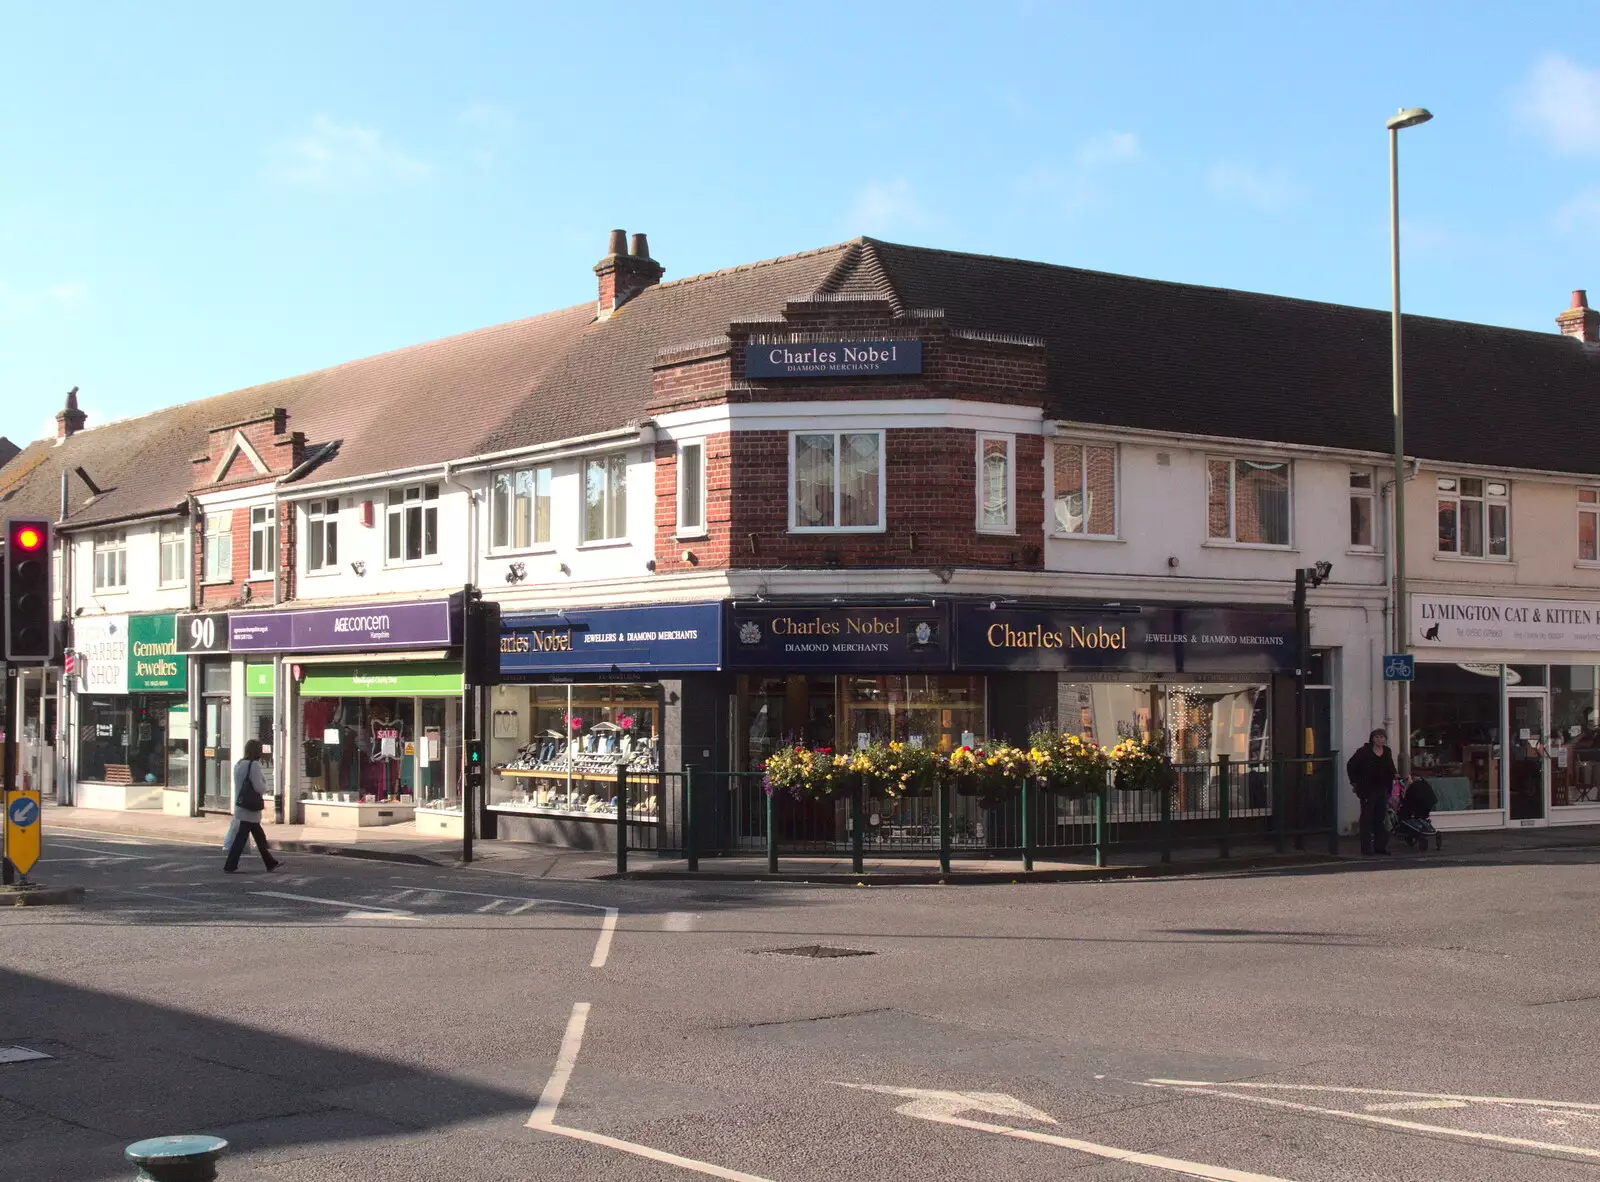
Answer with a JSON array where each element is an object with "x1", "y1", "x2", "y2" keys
[{"x1": 752, "y1": 945, "x2": 875, "y2": 959}]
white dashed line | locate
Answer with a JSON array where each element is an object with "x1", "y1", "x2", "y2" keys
[{"x1": 253, "y1": 890, "x2": 412, "y2": 916}]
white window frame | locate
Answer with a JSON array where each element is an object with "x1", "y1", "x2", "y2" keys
[
  {"x1": 1051, "y1": 440, "x2": 1119, "y2": 539},
  {"x1": 304, "y1": 498, "x2": 339, "y2": 574},
  {"x1": 92, "y1": 530, "x2": 127, "y2": 592},
  {"x1": 787, "y1": 429, "x2": 887, "y2": 534},
  {"x1": 676, "y1": 441, "x2": 707, "y2": 539},
  {"x1": 1580, "y1": 488, "x2": 1600, "y2": 565},
  {"x1": 581, "y1": 453, "x2": 630, "y2": 545},
  {"x1": 385, "y1": 482, "x2": 440, "y2": 565},
  {"x1": 489, "y1": 465, "x2": 554, "y2": 553},
  {"x1": 1436, "y1": 473, "x2": 1510, "y2": 561},
  {"x1": 1348, "y1": 469, "x2": 1376, "y2": 551},
  {"x1": 1206, "y1": 456, "x2": 1294, "y2": 548},
  {"x1": 203, "y1": 512, "x2": 232, "y2": 583},
  {"x1": 975, "y1": 432, "x2": 1016, "y2": 534},
  {"x1": 248, "y1": 505, "x2": 276, "y2": 579},
  {"x1": 158, "y1": 520, "x2": 188, "y2": 587}
]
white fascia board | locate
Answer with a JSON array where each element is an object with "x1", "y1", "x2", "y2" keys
[
  {"x1": 655, "y1": 398, "x2": 1045, "y2": 439},
  {"x1": 195, "y1": 483, "x2": 280, "y2": 511}
]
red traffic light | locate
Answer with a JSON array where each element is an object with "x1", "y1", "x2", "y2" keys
[{"x1": 15, "y1": 526, "x2": 43, "y2": 551}]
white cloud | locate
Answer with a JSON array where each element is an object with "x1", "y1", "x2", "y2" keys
[
  {"x1": 1517, "y1": 54, "x2": 1600, "y2": 154},
  {"x1": 1077, "y1": 130, "x2": 1142, "y2": 169},
  {"x1": 1206, "y1": 161, "x2": 1301, "y2": 212},
  {"x1": 267, "y1": 116, "x2": 431, "y2": 189},
  {"x1": 847, "y1": 180, "x2": 937, "y2": 236}
]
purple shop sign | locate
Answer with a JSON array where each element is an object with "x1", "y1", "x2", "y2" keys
[{"x1": 228, "y1": 599, "x2": 456, "y2": 653}]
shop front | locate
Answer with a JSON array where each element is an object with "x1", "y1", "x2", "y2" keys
[
  {"x1": 70, "y1": 613, "x2": 190, "y2": 811},
  {"x1": 228, "y1": 598, "x2": 462, "y2": 830},
  {"x1": 1410, "y1": 592, "x2": 1600, "y2": 829},
  {"x1": 493, "y1": 602, "x2": 722, "y2": 849}
]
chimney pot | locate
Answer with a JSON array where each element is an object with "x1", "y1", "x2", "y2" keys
[
  {"x1": 55, "y1": 385, "x2": 87, "y2": 440},
  {"x1": 593, "y1": 229, "x2": 664, "y2": 320},
  {"x1": 1557, "y1": 288, "x2": 1600, "y2": 343}
]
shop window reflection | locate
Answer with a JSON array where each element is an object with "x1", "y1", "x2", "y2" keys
[
  {"x1": 1551, "y1": 665, "x2": 1600, "y2": 806},
  {"x1": 1408, "y1": 664, "x2": 1501, "y2": 811}
]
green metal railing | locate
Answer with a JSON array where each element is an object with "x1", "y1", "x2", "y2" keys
[{"x1": 614, "y1": 754, "x2": 1341, "y2": 874}]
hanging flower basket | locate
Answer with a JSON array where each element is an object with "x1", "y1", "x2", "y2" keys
[
  {"x1": 1109, "y1": 737, "x2": 1177, "y2": 792},
  {"x1": 1027, "y1": 730, "x2": 1111, "y2": 797}
]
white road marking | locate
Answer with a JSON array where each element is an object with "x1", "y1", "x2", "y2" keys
[
  {"x1": 1365, "y1": 1100, "x2": 1470, "y2": 1112},
  {"x1": 1147, "y1": 1081, "x2": 1600, "y2": 1161},
  {"x1": 839, "y1": 1084, "x2": 1056, "y2": 1123},
  {"x1": 0, "y1": 1046, "x2": 51, "y2": 1064},
  {"x1": 53, "y1": 827, "x2": 213, "y2": 848},
  {"x1": 847, "y1": 1082, "x2": 1295, "y2": 1181},
  {"x1": 528, "y1": 1002, "x2": 775, "y2": 1181},
  {"x1": 1147, "y1": 1079, "x2": 1600, "y2": 1113},
  {"x1": 591, "y1": 909, "x2": 618, "y2": 969},
  {"x1": 508, "y1": 901, "x2": 539, "y2": 915},
  {"x1": 252, "y1": 890, "x2": 412, "y2": 916},
  {"x1": 344, "y1": 911, "x2": 424, "y2": 922},
  {"x1": 476, "y1": 900, "x2": 509, "y2": 913},
  {"x1": 395, "y1": 886, "x2": 619, "y2": 969},
  {"x1": 663, "y1": 912, "x2": 695, "y2": 932}
]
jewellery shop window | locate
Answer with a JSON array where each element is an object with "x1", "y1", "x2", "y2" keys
[{"x1": 487, "y1": 683, "x2": 662, "y2": 820}]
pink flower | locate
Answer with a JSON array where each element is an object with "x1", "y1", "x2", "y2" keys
[
  {"x1": 619, "y1": 715, "x2": 635, "y2": 731},
  {"x1": 569, "y1": 717, "x2": 584, "y2": 730}
]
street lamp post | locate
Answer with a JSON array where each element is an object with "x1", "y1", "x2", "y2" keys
[{"x1": 1387, "y1": 106, "x2": 1432, "y2": 777}]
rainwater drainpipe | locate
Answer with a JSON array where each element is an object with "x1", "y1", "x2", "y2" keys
[{"x1": 57, "y1": 472, "x2": 72, "y2": 805}]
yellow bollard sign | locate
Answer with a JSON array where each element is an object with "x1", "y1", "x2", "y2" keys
[{"x1": 5, "y1": 790, "x2": 41, "y2": 876}]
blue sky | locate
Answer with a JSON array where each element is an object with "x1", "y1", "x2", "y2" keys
[{"x1": 2, "y1": 2, "x2": 1597, "y2": 446}]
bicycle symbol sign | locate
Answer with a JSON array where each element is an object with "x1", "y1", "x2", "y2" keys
[{"x1": 1383, "y1": 654, "x2": 1415, "y2": 682}]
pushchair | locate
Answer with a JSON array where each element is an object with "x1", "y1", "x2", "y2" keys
[{"x1": 1390, "y1": 776, "x2": 1441, "y2": 852}]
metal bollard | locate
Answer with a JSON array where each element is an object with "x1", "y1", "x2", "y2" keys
[{"x1": 126, "y1": 1135, "x2": 228, "y2": 1181}]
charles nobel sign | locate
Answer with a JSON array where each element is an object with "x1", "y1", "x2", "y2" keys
[
  {"x1": 955, "y1": 604, "x2": 1295, "y2": 674},
  {"x1": 727, "y1": 604, "x2": 947, "y2": 670},
  {"x1": 744, "y1": 340, "x2": 922, "y2": 379}
]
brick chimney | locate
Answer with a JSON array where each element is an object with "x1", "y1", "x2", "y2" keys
[
  {"x1": 594, "y1": 229, "x2": 664, "y2": 321},
  {"x1": 1557, "y1": 290, "x2": 1599, "y2": 343},
  {"x1": 55, "y1": 386, "x2": 86, "y2": 440}
]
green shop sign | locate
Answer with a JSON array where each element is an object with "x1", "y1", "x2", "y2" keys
[
  {"x1": 127, "y1": 614, "x2": 187, "y2": 692},
  {"x1": 298, "y1": 662, "x2": 463, "y2": 698},
  {"x1": 246, "y1": 664, "x2": 276, "y2": 698}
]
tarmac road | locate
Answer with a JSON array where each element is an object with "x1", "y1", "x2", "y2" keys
[{"x1": 2, "y1": 828, "x2": 1599, "y2": 1181}]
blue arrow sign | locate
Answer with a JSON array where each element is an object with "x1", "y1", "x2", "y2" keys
[
  {"x1": 1383, "y1": 654, "x2": 1415, "y2": 682},
  {"x1": 7, "y1": 797, "x2": 39, "y2": 828}
]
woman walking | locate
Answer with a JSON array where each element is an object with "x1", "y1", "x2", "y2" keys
[{"x1": 224, "y1": 739, "x2": 281, "y2": 873}]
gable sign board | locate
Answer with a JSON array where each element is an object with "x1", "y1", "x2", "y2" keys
[{"x1": 744, "y1": 340, "x2": 922, "y2": 379}]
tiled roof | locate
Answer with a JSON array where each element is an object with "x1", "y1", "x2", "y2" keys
[
  {"x1": 866, "y1": 239, "x2": 1600, "y2": 472},
  {"x1": 5, "y1": 234, "x2": 1596, "y2": 533}
]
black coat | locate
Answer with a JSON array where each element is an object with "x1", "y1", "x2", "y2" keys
[{"x1": 1346, "y1": 744, "x2": 1397, "y2": 801}]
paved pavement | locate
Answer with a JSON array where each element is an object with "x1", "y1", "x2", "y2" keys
[{"x1": 3, "y1": 824, "x2": 1600, "y2": 1180}]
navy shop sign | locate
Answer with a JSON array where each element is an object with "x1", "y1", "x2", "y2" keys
[
  {"x1": 744, "y1": 340, "x2": 922, "y2": 378},
  {"x1": 726, "y1": 604, "x2": 947, "y2": 671},
  {"x1": 954, "y1": 603, "x2": 1296, "y2": 674},
  {"x1": 500, "y1": 603, "x2": 722, "y2": 675}
]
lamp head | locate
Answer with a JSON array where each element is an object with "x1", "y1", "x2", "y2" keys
[{"x1": 1386, "y1": 107, "x2": 1433, "y2": 131}]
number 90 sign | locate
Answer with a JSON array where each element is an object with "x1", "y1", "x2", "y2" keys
[{"x1": 176, "y1": 612, "x2": 229, "y2": 654}]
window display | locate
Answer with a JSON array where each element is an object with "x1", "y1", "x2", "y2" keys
[
  {"x1": 301, "y1": 697, "x2": 416, "y2": 803},
  {"x1": 488, "y1": 683, "x2": 661, "y2": 820},
  {"x1": 1408, "y1": 663, "x2": 1501, "y2": 811},
  {"x1": 77, "y1": 694, "x2": 180, "y2": 785},
  {"x1": 1551, "y1": 664, "x2": 1600, "y2": 806}
]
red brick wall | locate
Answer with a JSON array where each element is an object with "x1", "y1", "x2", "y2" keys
[
  {"x1": 194, "y1": 501, "x2": 285, "y2": 609},
  {"x1": 654, "y1": 428, "x2": 1044, "y2": 573}
]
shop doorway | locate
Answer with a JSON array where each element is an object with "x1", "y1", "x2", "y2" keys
[{"x1": 1507, "y1": 692, "x2": 1549, "y2": 823}]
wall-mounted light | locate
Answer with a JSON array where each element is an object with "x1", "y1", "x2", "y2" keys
[
  {"x1": 645, "y1": 558, "x2": 657, "y2": 572},
  {"x1": 506, "y1": 561, "x2": 527, "y2": 584},
  {"x1": 559, "y1": 562, "x2": 572, "y2": 576},
  {"x1": 1310, "y1": 559, "x2": 1334, "y2": 586},
  {"x1": 681, "y1": 549, "x2": 698, "y2": 566},
  {"x1": 350, "y1": 560, "x2": 366, "y2": 576},
  {"x1": 239, "y1": 584, "x2": 253, "y2": 603}
]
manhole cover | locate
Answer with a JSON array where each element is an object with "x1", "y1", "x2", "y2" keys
[{"x1": 751, "y1": 945, "x2": 875, "y2": 959}]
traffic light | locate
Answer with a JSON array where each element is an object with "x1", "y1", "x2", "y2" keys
[
  {"x1": 465, "y1": 740, "x2": 485, "y2": 790},
  {"x1": 463, "y1": 598, "x2": 502, "y2": 686},
  {"x1": 5, "y1": 518, "x2": 52, "y2": 662}
]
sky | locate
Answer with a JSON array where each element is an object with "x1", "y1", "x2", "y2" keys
[{"x1": 2, "y1": 1, "x2": 1597, "y2": 446}]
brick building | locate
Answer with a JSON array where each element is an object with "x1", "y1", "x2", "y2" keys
[{"x1": 6, "y1": 233, "x2": 1600, "y2": 841}]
